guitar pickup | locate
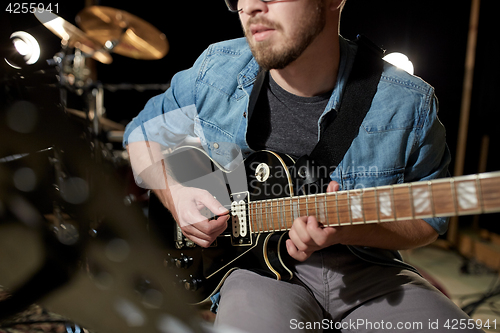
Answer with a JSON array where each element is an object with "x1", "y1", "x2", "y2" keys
[{"x1": 230, "y1": 191, "x2": 252, "y2": 246}]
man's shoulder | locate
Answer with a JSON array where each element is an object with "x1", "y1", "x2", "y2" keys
[{"x1": 380, "y1": 62, "x2": 435, "y2": 97}]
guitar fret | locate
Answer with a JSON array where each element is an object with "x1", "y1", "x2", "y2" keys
[
  {"x1": 260, "y1": 201, "x2": 265, "y2": 232},
  {"x1": 481, "y1": 173, "x2": 500, "y2": 212},
  {"x1": 298, "y1": 197, "x2": 301, "y2": 217},
  {"x1": 363, "y1": 189, "x2": 375, "y2": 222},
  {"x1": 450, "y1": 179, "x2": 459, "y2": 216},
  {"x1": 269, "y1": 200, "x2": 274, "y2": 232},
  {"x1": 306, "y1": 195, "x2": 309, "y2": 217},
  {"x1": 324, "y1": 193, "x2": 329, "y2": 225},
  {"x1": 428, "y1": 181, "x2": 436, "y2": 217},
  {"x1": 275, "y1": 199, "x2": 280, "y2": 230},
  {"x1": 408, "y1": 184, "x2": 415, "y2": 220},
  {"x1": 347, "y1": 192, "x2": 353, "y2": 225},
  {"x1": 276, "y1": 199, "x2": 281, "y2": 230},
  {"x1": 412, "y1": 184, "x2": 430, "y2": 217},
  {"x1": 281, "y1": 199, "x2": 290, "y2": 230},
  {"x1": 293, "y1": 199, "x2": 299, "y2": 220},
  {"x1": 390, "y1": 186, "x2": 397, "y2": 221},
  {"x1": 476, "y1": 175, "x2": 485, "y2": 213},
  {"x1": 255, "y1": 202, "x2": 258, "y2": 232},
  {"x1": 335, "y1": 192, "x2": 341, "y2": 226},
  {"x1": 253, "y1": 203, "x2": 258, "y2": 233},
  {"x1": 294, "y1": 197, "x2": 302, "y2": 220},
  {"x1": 265, "y1": 201, "x2": 270, "y2": 232},
  {"x1": 349, "y1": 192, "x2": 364, "y2": 223},
  {"x1": 377, "y1": 188, "x2": 391, "y2": 220},
  {"x1": 255, "y1": 202, "x2": 259, "y2": 232},
  {"x1": 271, "y1": 201, "x2": 274, "y2": 230},
  {"x1": 256, "y1": 203, "x2": 260, "y2": 232},
  {"x1": 347, "y1": 192, "x2": 352, "y2": 224},
  {"x1": 249, "y1": 202, "x2": 254, "y2": 234},
  {"x1": 374, "y1": 187, "x2": 381, "y2": 223},
  {"x1": 276, "y1": 199, "x2": 280, "y2": 231},
  {"x1": 314, "y1": 196, "x2": 318, "y2": 221},
  {"x1": 256, "y1": 202, "x2": 260, "y2": 232},
  {"x1": 277, "y1": 200, "x2": 281, "y2": 230},
  {"x1": 281, "y1": 198, "x2": 286, "y2": 230},
  {"x1": 361, "y1": 191, "x2": 366, "y2": 223}
]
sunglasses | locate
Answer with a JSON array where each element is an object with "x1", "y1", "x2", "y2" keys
[{"x1": 224, "y1": 0, "x2": 276, "y2": 12}]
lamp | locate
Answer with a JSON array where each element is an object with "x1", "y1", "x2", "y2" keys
[
  {"x1": 383, "y1": 52, "x2": 414, "y2": 75},
  {"x1": 4, "y1": 31, "x2": 41, "y2": 69}
]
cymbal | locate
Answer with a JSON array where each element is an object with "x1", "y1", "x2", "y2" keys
[
  {"x1": 76, "y1": 6, "x2": 169, "y2": 60},
  {"x1": 34, "y1": 10, "x2": 113, "y2": 64}
]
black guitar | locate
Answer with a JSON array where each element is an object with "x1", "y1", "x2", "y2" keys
[{"x1": 148, "y1": 146, "x2": 500, "y2": 305}]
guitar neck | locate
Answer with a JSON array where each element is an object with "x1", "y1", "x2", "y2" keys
[{"x1": 248, "y1": 171, "x2": 500, "y2": 233}]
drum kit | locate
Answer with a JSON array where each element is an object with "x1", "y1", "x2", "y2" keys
[
  {"x1": 30, "y1": 5, "x2": 171, "y2": 198},
  {"x1": 0, "y1": 7, "x2": 206, "y2": 333},
  {"x1": 34, "y1": 5, "x2": 169, "y2": 133}
]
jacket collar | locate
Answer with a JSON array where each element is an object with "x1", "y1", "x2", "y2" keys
[{"x1": 237, "y1": 56, "x2": 260, "y2": 88}]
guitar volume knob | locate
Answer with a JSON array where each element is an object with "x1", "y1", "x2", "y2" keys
[
  {"x1": 175, "y1": 254, "x2": 193, "y2": 269},
  {"x1": 164, "y1": 254, "x2": 176, "y2": 268},
  {"x1": 184, "y1": 277, "x2": 202, "y2": 291}
]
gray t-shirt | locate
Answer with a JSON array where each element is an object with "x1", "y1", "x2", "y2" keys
[{"x1": 247, "y1": 73, "x2": 332, "y2": 160}]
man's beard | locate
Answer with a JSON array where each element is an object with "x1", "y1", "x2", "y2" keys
[{"x1": 244, "y1": 2, "x2": 326, "y2": 70}]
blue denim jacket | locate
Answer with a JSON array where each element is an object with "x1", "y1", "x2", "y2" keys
[{"x1": 124, "y1": 36, "x2": 450, "y2": 235}]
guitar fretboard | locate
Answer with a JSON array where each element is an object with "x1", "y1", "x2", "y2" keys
[{"x1": 248, "y1": 171, "x2": 500, "y2": 233}]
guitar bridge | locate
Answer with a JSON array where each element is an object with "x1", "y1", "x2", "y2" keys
[{"x1": 230, "y1": 191, "x2": 252, "y2": 246}]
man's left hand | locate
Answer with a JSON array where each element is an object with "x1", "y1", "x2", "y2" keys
[{"x1": 286, "y1": 181, "x2": 341, "y2": 261}]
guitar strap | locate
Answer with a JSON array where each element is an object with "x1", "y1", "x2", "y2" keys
[
  {"x1": 294, "y1": 35, "x2": 385, "y2": 193},
  {"x1": 246, "y1": 67, "x2": 268, "y2": 123}
]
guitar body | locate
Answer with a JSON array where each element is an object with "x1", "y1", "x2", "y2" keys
[{"x1": 148, "y1": 148, "x2": 297, "y2": 304}]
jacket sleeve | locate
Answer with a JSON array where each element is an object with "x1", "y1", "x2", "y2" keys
[
  {"x1": 122, "y1": 48, "x2": 209, "y2": 149},
  {"x1": 405, "y1": 93, "x2": 452, "y2": 234}
]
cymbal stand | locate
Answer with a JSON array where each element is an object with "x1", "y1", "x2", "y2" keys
[
  {"x1": 87, "y1": 82, "x2": 106, "y2": 164},
  {"x1": 102, "y1": 26, "x2": 128, "y2": 53}
]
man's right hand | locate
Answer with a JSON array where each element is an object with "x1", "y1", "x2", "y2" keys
[{"x1": 161, "y1": 186, "x2": 230, "y2": 248}]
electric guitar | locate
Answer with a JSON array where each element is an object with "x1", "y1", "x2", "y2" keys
[{"x1": 148, "y1": 146, "x2": 500, "y2": 305}]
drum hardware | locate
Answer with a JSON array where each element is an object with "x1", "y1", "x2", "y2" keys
[
  {"x1": 34, "y1": 9, "x2": 113, "y2": 65},
  {"x1": 64, "y1": 108, "x2": 125, "y2": 132},
  {"x1": 49, "y1": 203, "x2": 80, "y2": 246},
  {"x1": 107, "y1": 130, "x2": 125, "y2": 143}
]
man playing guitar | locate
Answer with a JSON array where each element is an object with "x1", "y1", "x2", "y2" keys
[{"x1": 125, "y1": 0, "x2": 484, "y2": 331}]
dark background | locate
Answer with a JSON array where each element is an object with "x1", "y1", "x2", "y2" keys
[{"x1": 1, "y1": 0, "x2": 499, "y2": 233}]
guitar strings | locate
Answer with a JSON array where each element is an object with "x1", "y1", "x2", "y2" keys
[
  {"x1": 226, "y1": 184, "x2": 498, "y2": 213},
  {"x1": 202, "y1": 179, "x2": 500, "y2": 234},
  {"x1": 229, "y1": 187, "x2": 500, "y2": 232}
]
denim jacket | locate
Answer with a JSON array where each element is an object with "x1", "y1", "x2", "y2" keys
[{"x1": 124, "y1": 38, "x2": 451, "y2": 302}]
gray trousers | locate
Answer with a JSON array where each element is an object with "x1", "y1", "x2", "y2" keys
[{"x1": 214, "y1": 245, "x2": 483, "y2": 333}]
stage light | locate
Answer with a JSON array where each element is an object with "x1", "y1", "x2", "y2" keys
[
  {"x1": 4, "y1": 31, "x2": 41, "y2": 69},
  {"x1": 383, "y1": 52, "x2": 414, "y2": 75}
]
